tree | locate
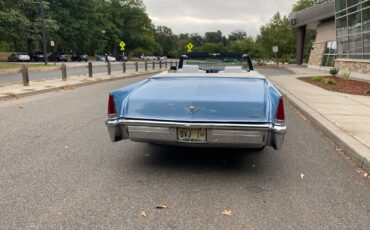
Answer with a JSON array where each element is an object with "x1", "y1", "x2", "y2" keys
[
  {"x1": 155, "y1": 26, "x2": 176, "y2": 56},
  {"x1": 0, "y1": 0, "x2": 58, "y2": 52},
  {"x1": 198, "y1": 43, "x2": 226, "y2": 53},
  {"x1": 189, "y1": 33, "x2": 203, "y2": 47},
  {"x1": 292, "y1": 0, "x2": 317, "y2": 12},
  {"x1": 0, "y1": 0, "x2": 161, "y2": 56},
  {"x1": 228, "y1": 30, "x2": 247, "y2": 41},
  {"x1": 258, "y1": 12, "x2": 296, "y2": 61},
  {"x1": 204, "y1": 30, "x2": 223, "y2": 44}
]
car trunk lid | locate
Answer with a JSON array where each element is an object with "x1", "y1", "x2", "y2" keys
[{"x1": 123, "y1": 77, "x2": 269, "y2": 123}]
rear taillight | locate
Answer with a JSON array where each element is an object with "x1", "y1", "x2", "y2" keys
[
  {"x1": 275, "y1": 98, "x2": 285, "y2": 123},
  {"x1": 108, "y1": 95, "x2": 117, "y2": 117}
]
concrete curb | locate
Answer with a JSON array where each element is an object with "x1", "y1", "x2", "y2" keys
[
  {"x1": 269, "y1": 78, "x2": 370, "y2": 174},
  {"x1": 0, "y1": 66, "x2": 62, "y2": 74},
  {"x1": 0, "y1": 70, "x2": 163, "y2": 101}
]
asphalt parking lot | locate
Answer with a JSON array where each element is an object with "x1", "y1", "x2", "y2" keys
[{"x1": 0, "y1": 72, "x2": 369, "y2": 229}]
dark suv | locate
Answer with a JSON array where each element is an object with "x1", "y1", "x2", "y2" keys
[
  {"x1": 29, "y1": 52, "x2": 46, "y2": 62},
  {"x1": 116, "y1": 53, "x2": 128, "y2": 62},
  {"x1": 48, "y1": 52, "x2": 68, "y2": 62},
  {"x1": 71, "y1": 53, "x2": 88, "y2": 62}
]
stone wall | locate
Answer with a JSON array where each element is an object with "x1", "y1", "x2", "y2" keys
[
  {"x1": 307, "y1": 20, "x2": 336, "y2": 67},
  {"x1": 334, "y1": 59, "x2": 370, "y2": 74},
  {"x1": 308, "y1": 42, "x2": 325, "y2": 66}
]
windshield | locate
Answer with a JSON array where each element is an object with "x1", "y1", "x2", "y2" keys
[
  {"x1": 179, "y1": 53, "x2": 253, "y2": 73},
  {"x1": 183, "y1": 57, "x2": 251, "y2": 73}
]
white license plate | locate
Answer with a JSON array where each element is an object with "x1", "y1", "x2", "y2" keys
[{"x1": 177, "y1": 128, "x2": 207, "y2": 142}]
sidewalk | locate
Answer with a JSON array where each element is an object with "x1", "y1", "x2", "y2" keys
[
  {"x1": 268, "y1": 67, "x2": 370, "y2": 173},
  {"x1": 0, "y1": 69, "x2": 163, "y2": 101}
]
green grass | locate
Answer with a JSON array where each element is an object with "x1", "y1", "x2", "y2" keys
[
  {"x1": 322, "y1": 78, "x2": 336, "y2": 86},
  {"x1": 313, "y1": 76, "x2": 324, "y2": 82},
  {"x1": 0, "y1": 62, "x2": 49, "y2": 69}
]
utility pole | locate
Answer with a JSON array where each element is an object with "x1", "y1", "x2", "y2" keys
[{"x1": 40, "y1": 0, "x2": 48, "y2": 65}]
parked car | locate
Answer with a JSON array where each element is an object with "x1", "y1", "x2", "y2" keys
[
  {"x1": 116, "y1": 53, "x2": 128, "y2": 62},
  {"x1": 265, "y1": 60, "x2": 276, "y2": 65},
  {"x1": 29, "y1": 52, "x2": 45, "y2": 62},
  {"x1": 108, "y1": 56, "x2": 116, "y2": 62},
  {"x1": 105, "y1": 52, "x2": 287, "y2": 150},
  {"x1": 71, "y1": 53, "x2": 88, "y2": 62},
  {"x1": 96, "y1": 55, "x2": 116, "y2": 62},
  {"x1": 48, "y1": 52, "x2": 68, "y2": 62},
  {"x1": 140, "y1": 55, "x2": 157, "y2": 61},
  {"x1": 157, "y1": 56, "x2": 167, "y2": 61},
  {"x1": 7, "y1": 53, "x2": 31, "y2": 62}
]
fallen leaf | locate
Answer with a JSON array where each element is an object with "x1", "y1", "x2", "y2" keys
[
  {"x1": 63, "y1": 85, "x2": 75, "y2": 90},
  {"x1": 140, "y1": 211, "x2": 148, "y2": 218},
  {"x1": 155, "y1": 205, "x2": 168, "y2": 209},
  {"x1": 222, "y1": 210, "x2": 232, "y2": 216},
  {"x1": 300, "y1": 174, "x2": 304, "y2": 179}
]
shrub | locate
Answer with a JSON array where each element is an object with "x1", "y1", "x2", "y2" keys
[
  {"x1": 366, "y1": 90, "x2": 370, "y2": 96},
  {"x1": 329, "y1": 67, "x2": 339, "y2": 76},
  {"x1": 313, "y1": 76, "x2": 324, "y2": 82},
  {"x1": 341, "y1": 71, "x2": 351, "y2": 80},
  {"x1": 322, "y1": 78, "x2": 336, "y2": 86}
]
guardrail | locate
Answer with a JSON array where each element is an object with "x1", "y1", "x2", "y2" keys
[{"x1": 16, "y1": 61, "x2": 177, "y2": 86}]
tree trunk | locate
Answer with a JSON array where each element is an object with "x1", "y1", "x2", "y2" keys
[
  {"x1": 13, "y1": 40, "x2": 17, "y2": 51},
  {"x1": 27, "y1": 39, "x2": 33, "y2": 53}
]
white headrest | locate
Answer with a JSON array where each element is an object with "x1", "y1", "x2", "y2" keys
[
  {"x1": 180, "y1": 65, "x2": 201, "y2": 73},
  {"x1": 224, "y1": 66, "x2": 244, "y2": 73}
]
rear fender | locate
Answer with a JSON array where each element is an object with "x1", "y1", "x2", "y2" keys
[
  {"x1": 265, "y1": 80, "x2": 283, "y2": 122},
  {"x1": 109, "y1": 79, "x2": 149, "y2": 117}
]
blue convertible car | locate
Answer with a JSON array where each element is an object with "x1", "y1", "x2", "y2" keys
[{"x1": 106, "y1": 53, "x2": 286, "y2": 150}]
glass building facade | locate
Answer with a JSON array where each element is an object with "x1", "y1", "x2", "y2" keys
[{"x1": 335, "y1": 0, "x2": 370, "y2": 59}]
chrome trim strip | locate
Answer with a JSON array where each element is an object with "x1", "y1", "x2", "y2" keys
[{"x1": 117, "y1": 119, "x2": 273, "y2": 129}]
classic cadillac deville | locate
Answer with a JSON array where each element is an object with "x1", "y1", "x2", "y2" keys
[{"x1": 106, "y1": 53, "x2": 286, "y2": 150}]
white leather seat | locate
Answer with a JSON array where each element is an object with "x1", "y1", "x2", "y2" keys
[
  {"x1": 223, "y1": 66, "x2": 245, "y2": 73},
  {"x1": 180, "y1": 65, "x2": 202, "y2": 73}
]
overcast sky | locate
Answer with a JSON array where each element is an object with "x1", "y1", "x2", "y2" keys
[{"x1": 142, "y1": 0, "x2": 297, "y2": 37}]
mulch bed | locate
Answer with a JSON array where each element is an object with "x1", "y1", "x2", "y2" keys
[{"x1": 298, "y1": 76, "x2": 370, "y2": 96}]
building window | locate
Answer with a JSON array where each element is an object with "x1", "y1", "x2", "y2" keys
[
  {"x1": 336, "y1": 0, "x2": 347, "y2": 12},
  {"x1": 335, "y1": 0, "x2": 370, "y2": 59},
  {"x1": 322, "y1": 41, "x2": 337, "y2": 66}
]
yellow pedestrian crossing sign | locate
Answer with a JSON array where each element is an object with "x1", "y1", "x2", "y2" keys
[
  {"x1": 187, "y1": 43, "x2": 194, "y2": 53},
  {"x1": 119, "y1": 41, "x2": 126, "y2": 51}
]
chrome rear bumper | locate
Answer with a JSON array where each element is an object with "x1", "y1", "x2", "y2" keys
[{"x1": 105, "y1": 119, "x2": 286, "y2": 150}]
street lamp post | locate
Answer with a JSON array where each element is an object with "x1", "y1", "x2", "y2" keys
[{"x1": 40, "y1": 0, "x2": 47, "y2": 65}]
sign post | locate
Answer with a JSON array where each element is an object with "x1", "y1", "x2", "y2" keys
[
  {"x1": 50, "y1": 41, "x2": 55, "y2": 65},
  {"x1": 272, "y1": 46, "x2": 279, "y2": 67}
]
